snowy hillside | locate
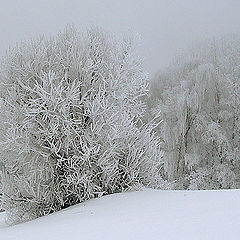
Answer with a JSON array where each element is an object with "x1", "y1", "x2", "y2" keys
[{"x1": 0, "y1": 189, "x2": 239, "y2": 240}]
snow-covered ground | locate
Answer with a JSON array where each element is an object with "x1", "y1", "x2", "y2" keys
[{"x1": 0, "y1": 189, "x2": 239, "y2": 240}]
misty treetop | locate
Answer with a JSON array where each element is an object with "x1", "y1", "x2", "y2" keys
[{"x1": 150, "y1": 35, "x2": 240, "y2": 189}]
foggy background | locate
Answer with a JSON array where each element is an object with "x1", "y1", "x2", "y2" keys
[{"x1": 1, "y1": 0, "x2": 240, "y2": 75}]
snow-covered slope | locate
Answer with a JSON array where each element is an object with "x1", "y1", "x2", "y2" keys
[{"x1": 0, "y1": 189, "x2": 239, "y2": 240}]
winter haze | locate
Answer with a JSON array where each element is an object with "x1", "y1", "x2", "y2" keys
[
  {"x1": 0, "y1": 1, "x2": 240, "y2": 238},
  {"x1": 1, "y1": 0, "x2": 240, "y2": 74}
]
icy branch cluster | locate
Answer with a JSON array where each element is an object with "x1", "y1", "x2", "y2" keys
[{"x1": 0, "y1": 26, "x2": 164, "y2": 224}]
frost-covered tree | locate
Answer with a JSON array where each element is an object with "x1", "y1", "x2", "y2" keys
[
  {"x1": 150, "y1": 35, "x2": 240, "y2": 189},
  {"x1": 0, "y1": 26, "x2": 165, "y2": 224}
]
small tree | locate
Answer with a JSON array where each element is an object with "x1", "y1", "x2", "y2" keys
[{"x1": 0, "y1": 26, "x2": 164, "y2": 224}]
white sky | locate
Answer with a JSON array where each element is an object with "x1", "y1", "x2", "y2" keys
[{"x1": 1, "y1": 0, "x2": 240, "y2": 75}]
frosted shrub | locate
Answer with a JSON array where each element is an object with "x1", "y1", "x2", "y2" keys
[{"x1": 0, "y1": 26, "x2": 164, "y2": 224}]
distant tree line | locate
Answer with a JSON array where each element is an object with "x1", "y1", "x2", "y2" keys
[{"x1": 149, "y1": 35, "x2": 240, "y2": 189}]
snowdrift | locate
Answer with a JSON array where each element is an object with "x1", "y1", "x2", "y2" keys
[{"x1": 0, "y1": 189, "x2": 239, "y2": 240}]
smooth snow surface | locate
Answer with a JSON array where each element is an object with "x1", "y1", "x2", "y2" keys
[{"x1": 0, "y1": 189, "x2": 239, "y2": 240}]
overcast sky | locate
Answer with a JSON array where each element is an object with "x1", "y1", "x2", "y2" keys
[{"x1": 1, "y1": 0, "x2": 240, "y2": 75}]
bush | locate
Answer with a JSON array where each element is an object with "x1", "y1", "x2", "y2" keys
[{"x1": 0, "y1": 26, "x2": 164, "y2": 224}]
